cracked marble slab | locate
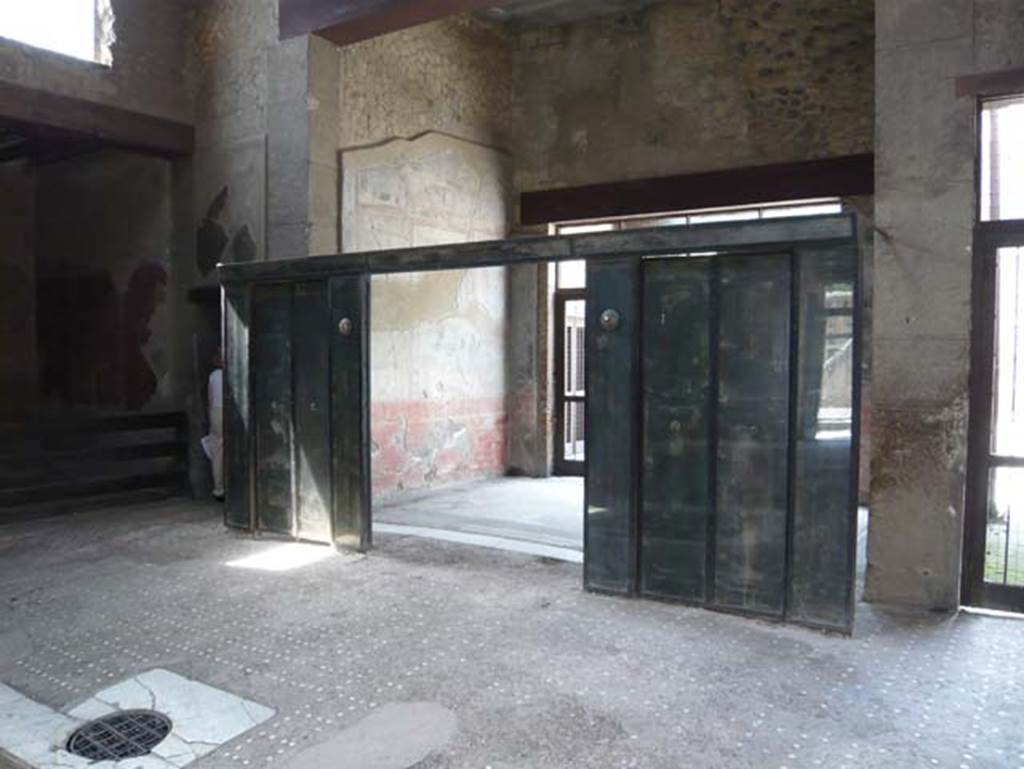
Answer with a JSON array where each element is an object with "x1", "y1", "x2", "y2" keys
[{"x1": 1, "y1": 669, "x2": 274, "y2": 769}]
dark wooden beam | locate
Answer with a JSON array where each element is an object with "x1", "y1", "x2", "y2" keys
[
  {"x1": 956, "y1": 66, "x2": 1024, "y2": 99},
  {"x1": 280, "y1": 0, "x2": 512, "y2": 45},
  {"x1": 519, "y1": 153, "x2": 874, "y2": 226},
  {"x1": 188, "y1": 285, "x2": 222, "y2": 304},
  {"x1": 0, "y1": 81, "x2": 193, "y2": 158},
  {"x1": 219, "y1": 213, "x2": 856, "y2": 284}
]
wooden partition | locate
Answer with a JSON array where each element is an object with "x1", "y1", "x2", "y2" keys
[{"x1": 219, "y1": 214, "x2": 860, "y2": 631}]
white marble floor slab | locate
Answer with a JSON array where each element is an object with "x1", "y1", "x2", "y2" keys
[{"x1": 0, "y1": 669, "x2": 274, "y2": 769}]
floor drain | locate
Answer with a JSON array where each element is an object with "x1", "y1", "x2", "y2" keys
[{"x1": 66, "y1": 710, "x2": 172, "y2": 761}]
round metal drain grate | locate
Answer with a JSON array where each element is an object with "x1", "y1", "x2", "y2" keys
[{"x1": 66, "y1": 710, "x2": 172, "y2": 761}]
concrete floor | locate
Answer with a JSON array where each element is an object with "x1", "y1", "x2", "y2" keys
[
  {"x1": 375, "y1": 477, "x2": 584, "y2": 552},
  {"x1": 1, "y1": 499, "x2": 1022, "y2": 769}
]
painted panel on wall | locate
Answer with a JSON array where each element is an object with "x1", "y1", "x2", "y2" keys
[{"x1": 340, "y1": 132, "x2": 511, "y2": 499}]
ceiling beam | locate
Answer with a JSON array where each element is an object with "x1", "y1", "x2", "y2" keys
[
  {"x1": 519, "y1": 154, "x2": 875, "y2": 226},
  {"x1": 955, "y1": 66, "x2": 1024, "y2": 98},
  {"x1": 0, "y1": 81, "x2": 193, "y2": 158},
  {"x1": 280, "y1": 0, "x2": 512, "y2": 46}
]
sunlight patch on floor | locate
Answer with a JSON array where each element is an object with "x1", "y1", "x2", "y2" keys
[{"x1": 226, "y1": 542, "x2": 337, "y2": 572}]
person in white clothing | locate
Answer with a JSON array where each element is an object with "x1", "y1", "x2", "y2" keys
[{"x1": 201, "y1": 349, "x2": 224, "y2": 500}]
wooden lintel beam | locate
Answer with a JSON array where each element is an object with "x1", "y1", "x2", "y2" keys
[
  {"x1": 280, "y1": 0, "x2": 512, "y2": 46},
  {"x1": 0, "y1": 80, "x2": 193, "y2": 158},
  {"x1": 956, "y1": 66, "x2": 1024, "y2": 99},
  {"x1": 218, "y1": 213, "x2": 856, "y2": 285},
  {"x1": 519, "y1": 154, "x2": 875, "y2": 226}
]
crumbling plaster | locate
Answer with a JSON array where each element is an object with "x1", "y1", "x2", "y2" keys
[
  {"x1": 330, "y1": 1, "x2": 874, "y2": 197},
  {"x1": 337, "y1": 17, "x2": 513, "y2": 153},
  {"x1": 509, "y1": 0, "x2": 874, "y2": 192}
]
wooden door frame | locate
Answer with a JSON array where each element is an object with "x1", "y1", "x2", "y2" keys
[
  {"x1": 963, "y1": 218, "x2": 1024, "y2": 611},
  {"x1": 554, "y1": 288, "x2": 586, "y2": 476}
]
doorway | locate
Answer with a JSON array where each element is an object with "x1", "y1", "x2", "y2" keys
[
  {"x1": 963, "y1": 94, "x2": 1024, "y2": 613},
  {"x1": 365, "y1": 266, "x2": 585, "y2": 558},
  {"x1": 964, "y1": 231, "x2": 1024, "y2": 611},
  {"x1": 554, "y1": 288, "x2": 586, "y2": 476}
]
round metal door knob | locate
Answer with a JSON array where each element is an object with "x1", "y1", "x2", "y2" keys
[
  {"x1": 338, "y1": 317, "x2": 354, "y2": 336},
  {"x1": 599, "y1": 308, "x2": 620, "y2": 331}
]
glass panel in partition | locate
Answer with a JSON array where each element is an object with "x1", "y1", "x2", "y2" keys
[{"x1": 789, "y1": 248, "x2": 857, "y2": 630}]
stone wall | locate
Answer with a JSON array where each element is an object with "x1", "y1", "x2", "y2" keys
[
  {"x1": 337, "y1": 17, "x2": 512, "y2": 151},
  {"x1": 0, "y1": 161, "x2": 36, "y2": 418},
  {"x1": 322, "y1": 0, "x2": 877, "y2": 481},
  {"x1": 509, "y1": 0, "x2": 874, "y2": 192},
  {"x1": 0, "y1": 0, "x2": 207, "y2": 427},
  {"x1": 330, "y1": 0, "x2": 875, "y2": 197},
  {"x1": 868, "y1": 0, "x2": 1024, "y2": 609},
  {"x1": 189, "y1": 0, "x2": 318, "y2": 269},
  {"x1": 34, "y1": 151, "x2": 178, "y2": 413},
  {"x1": 341, "y1": 133, "x2": 511, "y2": 499}
]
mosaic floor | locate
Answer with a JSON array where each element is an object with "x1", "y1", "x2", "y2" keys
[{"x1": 1, "y1": 499, "x2": 1022, "y2": 769}]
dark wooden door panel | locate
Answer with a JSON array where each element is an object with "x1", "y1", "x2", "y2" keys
[
  {"x1": 640, "y1": 257, "x2": 712, "y2": 602},
  {"x1": 585, "y1": 258, "x2": 639, "y2": 594},
  {"x1": 636, "y1": 247, "x2": 858, "y2": 631},
  {"x1": 223, "y1": 285, "x2": 252, "y2": 530},
  {"x1": 713, "y1": 254, "x2": 790, "y2": 616},
  {"x1": 330, "y1": 274, "x2": 370, "y2": 551},
  {"x1": 252, "y1": 285, "x2": 294, "y2": 536},
  {"x1": 292, "y1": 281, "x2": 333, "y2": 543}
]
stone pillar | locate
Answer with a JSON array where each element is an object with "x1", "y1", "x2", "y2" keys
[{"x1": 868, "y1": 0, "x2": 1024, "y2": 609}]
